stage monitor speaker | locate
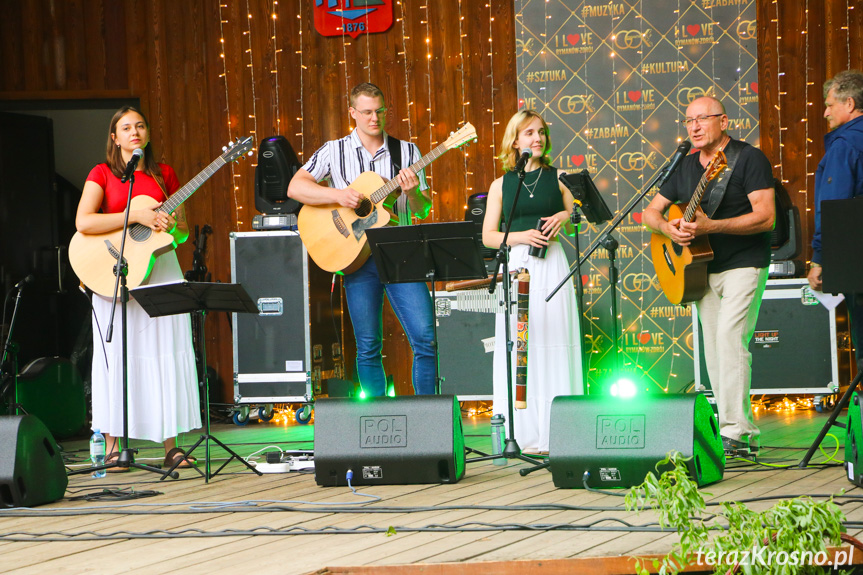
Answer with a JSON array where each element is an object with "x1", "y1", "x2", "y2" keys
[
  {"x1": 255, "y1": 135, "x2": 302, "y2": 215},
  {"x1": 845, "y1": 392, "x2": 863, "y2": 487},
  {"x1": 548, "y1": 393, "x2": 724, "y2": 489},
  {"x1": 0, "y1": 415, "x2": 68, "y2": 508},
  {"x1": 314, "y1": 395, "x2": 465, "y2": 486}
]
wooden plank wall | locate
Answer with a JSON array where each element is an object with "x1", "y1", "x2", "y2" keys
[
  {"x1": 756, "y1": 0, "x2": 863, "y2": 262},
  {"x1": 2, "y1": 0, "x2": 860, "y2": 400},
  {"x1": 0, "y1": 0, "x2": 516, "y2": 399}
]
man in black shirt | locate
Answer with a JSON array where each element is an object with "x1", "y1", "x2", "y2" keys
[{"x1": 644, "y1": 96, "x2": 775, "y2": 456}]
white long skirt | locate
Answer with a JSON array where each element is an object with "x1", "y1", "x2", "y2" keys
[
  {"x1": 492, "y1": 242, "x2": 583, "y2": 452},
  {"x1": 90, "y1": 251, "x2": 201, "y2": 443}
]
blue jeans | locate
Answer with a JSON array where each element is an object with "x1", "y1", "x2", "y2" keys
[{"x1": 343, "y1": 258, "x2": 436, "y2": 396}]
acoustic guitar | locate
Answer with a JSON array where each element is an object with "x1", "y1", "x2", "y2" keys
[
  {"x1": 650, "y1": 150, "x2": 727, "y2": 305},
  {"x1": 69, "y1": 137, "x2": 253, "y2": 297},
  {"x1": 297, "y1": 123, "x2": 477, "y2": 274}
]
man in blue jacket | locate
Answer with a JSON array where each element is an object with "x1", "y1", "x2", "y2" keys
[{"x1": 808, "y1": 70, "x2": 863, "y2": 371}]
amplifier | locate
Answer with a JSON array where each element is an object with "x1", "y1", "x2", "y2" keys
[
  {"x1": 694, "y1": 279, "x2": 839, "y2": 395},
  {"x1": 433, "y1": 290, "x2": 497, "y2": 399}
]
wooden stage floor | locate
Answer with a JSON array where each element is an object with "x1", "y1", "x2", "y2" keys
[{"x1": 2, "y1": 405, "x2": 863, "y2": 574}]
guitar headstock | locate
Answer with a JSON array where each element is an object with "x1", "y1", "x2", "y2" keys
[
  {"x1": 443, "y1": 122, "x2": 477, "y2": 150},
  {"x1": 705, "y1": 149, "x2": 727, "y2": 182},
  {"x1": 221, "y1": 136, "x2": 254, "y2": 163}
]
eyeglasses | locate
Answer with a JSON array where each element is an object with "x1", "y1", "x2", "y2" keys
[
  {"x1": 354, "y1": 107, "x2": 387, "y2": 118},
  {"x1": 682, "y1": 114, "x2": 723, "y2": 127}
]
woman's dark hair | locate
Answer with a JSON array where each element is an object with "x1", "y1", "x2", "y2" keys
[{"x1": 106, "y1": 106, "x2": 167, "y2": 198}]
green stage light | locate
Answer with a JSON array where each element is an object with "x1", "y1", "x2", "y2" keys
[
  {"x1": 386, "y1": 385, "x2": 396, "y2": 397},
  {"x1": 358, "y1": 389, "x2": 367, "y2": 400},
  {"x1": 610, "y1": 378, "x2": 637, "y2": 398}
]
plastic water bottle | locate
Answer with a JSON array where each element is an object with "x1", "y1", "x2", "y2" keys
[
  {"x1": 491, "y1": 414, "x2": 506, "y2": 465},
  {"x1": 90, "y1": 429, "x2": 106, "y2": 478}
]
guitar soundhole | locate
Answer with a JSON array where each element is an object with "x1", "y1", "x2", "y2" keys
[{"x1": 355, "y1": 197, "x2": 373, "y2": 218}]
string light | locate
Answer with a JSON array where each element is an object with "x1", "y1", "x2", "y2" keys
[
  {"x1": 457, "y1": 0, "x2": 471, "y2": 204},
  {"x1": 422, "y1": 3, "x2": 435, "y2": 219},
  {"x1": 486, "y1": 3, "x2": 498, "y2": 176},
  {"x1": 270, "y1": 0, "x2": 281, "y2": 133},
  {"x1": 296, "y1": 4, "x2": 305, "y2": 156},
  {"x1": 217, "y1": 1, "x2": 244, "y2": 228}
]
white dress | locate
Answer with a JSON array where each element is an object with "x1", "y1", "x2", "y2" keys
[
  {"x1": 90, "y1": 251, "x2": 201, "y2": 443},
  {"x1": 492, "y1": 241, "x2": 583, "y2": 452}
]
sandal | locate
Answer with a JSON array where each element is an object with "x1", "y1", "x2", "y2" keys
[
  {"x1": 163, "y1": 447, "x2": 197, "y2": 469},
  {"x1": 104, "y1": 451, "x2": 130, "y2": 473}
]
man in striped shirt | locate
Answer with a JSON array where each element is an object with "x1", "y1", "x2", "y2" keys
[{"x1": 288, "y1": 82, "x2": 436, "y2": 397}]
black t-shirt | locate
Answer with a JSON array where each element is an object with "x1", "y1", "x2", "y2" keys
[{"x1": 658, "y1": 140, "x2": 774, "y2": 273}]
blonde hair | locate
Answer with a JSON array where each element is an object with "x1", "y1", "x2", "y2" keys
[
  {"x1": 497, "y1": 110, "x2": 552, "y2": 172},
  {"x1": 349, "y1": 82, "x2": 385, "y2": 107}
]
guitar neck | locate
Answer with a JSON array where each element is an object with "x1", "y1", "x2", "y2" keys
[
  {"x1": 682, "y1": 171, "x2": 712, "y2": 223},
  {"x1": 159, "y1": 156, "x2": 227, "y2": 214},
  {"x1": 369, "y1": 142, "x2": 448, "y2": 205}
]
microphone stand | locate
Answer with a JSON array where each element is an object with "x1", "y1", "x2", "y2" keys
[
  {"x1": 1, "y1": 283, "x2": 28, "y2": 415},
  {"x1": 547, "y1": 162, "x2": 673, "y2": 302},
  {"x1": 467, "y1": 163, "x2": 541, "y2": 469},
  {"x1": 69, "y1": 171, "x2": 176, "y2": 478}
]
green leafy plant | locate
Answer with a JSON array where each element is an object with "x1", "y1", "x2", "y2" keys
[{"x1": 624, "y1": 452, "x2": 848, "y2": 575}]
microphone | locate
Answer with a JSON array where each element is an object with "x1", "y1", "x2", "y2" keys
[
  {"x1": 120, "y1": 148, "x2": 145, "y2": 183},
  {"x1": 14, "y1": 274, "x2": 35, "y2": 290},
  {"x1": 656, "y1": 140, "x2": 692, "y2": 189},
  {"x1": 514, "y1": 148, "x2": 532, "y2": 172}
]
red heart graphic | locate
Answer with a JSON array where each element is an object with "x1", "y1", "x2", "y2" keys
[
  {"x1": 632, "y1": 212, "x2": 643, "y2": 224},
  {"x1": 750, "y1": 82, "x2": 758, "y2": 94},
  {"x1": 638, "y1": 332, "x2": 651, "y2": 344},
  {"x1": 581, "y1": 275, "x2": 589, "y2": 285},
  {"x1": 518, "y1": 98, "x2": 525, "y2": 109},
  {"x1": 571, "y1": 154, "x2": 585, "y2": 167},
  {"x1": 566, "y1": 33, "x2": 581, "y2": 45},
  {"x1": 627, "y1": 90, "x2": 642, "y2": 102},
  {"x1": 686, "y1": 24, "x2": 701, "y2": 36}
]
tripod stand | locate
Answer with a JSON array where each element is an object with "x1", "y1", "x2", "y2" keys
[
  {"x1": 366, "y1": 221, "x2": 488, "y2": 395},
  {"x1": 131, "y1": 281, "x2": 263, "y2": 482},
  {"x1": 69, "y1": 172, "x2": 175, "y2": 479}
]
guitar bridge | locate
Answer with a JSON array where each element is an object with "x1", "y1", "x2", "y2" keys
[
  {"x1": 662, "y1": 244, "x2": 676, "y2": 275},
  {"x1": 105, "y1": 240, "x2": 127, "y2": 267},
  {"x1": 331, "y1": 210, "x2": 350, "y2": 238}
]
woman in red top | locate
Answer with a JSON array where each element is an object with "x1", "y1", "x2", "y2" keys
[{"x1": 76, "y1": 106, "x2": 200, "y2": 471}]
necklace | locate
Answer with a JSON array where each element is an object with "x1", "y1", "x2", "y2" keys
[{"x1": 522, "y1": 169, "x2": 542, "y2": 198}]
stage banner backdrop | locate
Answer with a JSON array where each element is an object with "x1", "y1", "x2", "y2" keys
[{"x1": 514, "y1": 0, "x2": 760, "y2": 395}]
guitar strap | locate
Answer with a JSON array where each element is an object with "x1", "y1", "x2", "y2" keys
[
  {"x1": 387, "y1": 135, "x2": 407, "y2": 220},
  {"x1": 702, "y1": 138, "x2": 746, "y2": 218},
  {"x1": 388, "y1": 134, "x2": 403, "y2": 173}
]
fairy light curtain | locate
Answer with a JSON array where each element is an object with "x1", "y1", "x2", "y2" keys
[{"x1": 515, "y1": 0, "x2": 760, "y2": 394}]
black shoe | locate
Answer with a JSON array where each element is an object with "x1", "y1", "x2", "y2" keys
[{"x1": 722, "y1": 435, "x2": 749, "y2": 456}]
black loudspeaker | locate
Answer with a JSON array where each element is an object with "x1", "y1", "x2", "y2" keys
[
  {"x1": 255, "y1": 136, "x2": 302, "y2": 215},
  {"x1": 0, "y1": 415, "x2": 68, "y2": 508},
  {"x1": 549, "y1": 394, "x2": 724, "y2": 489},
  {"x1": 314, "y1": 395, "x2": 466, "y2": 486}
]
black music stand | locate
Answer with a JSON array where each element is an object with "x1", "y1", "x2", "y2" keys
[
  {"x1": 799, "y1": 197, "x2": 863, "y2": 467},
  {"x1": 366, "y1": 222, "x2": 487, "y2": 394},
  {"x1": 131, "y1": 281, "x2": 264, "y2": 482}
]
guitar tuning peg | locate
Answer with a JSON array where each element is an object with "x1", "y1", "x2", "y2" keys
[
  {"x1": 228, "y1": 141, "x2": 234, "y2": 147},
  {"x1": 222, "y1": 146, "x2": 228, "y2": 152},
  {"x1": 247, "y1": 151, "x2": 253, "y2": 156}
]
